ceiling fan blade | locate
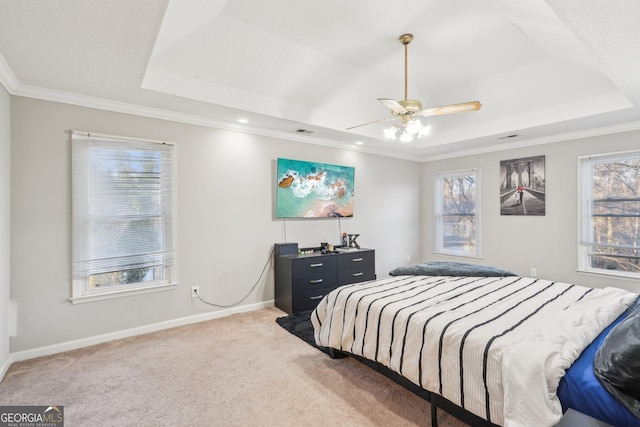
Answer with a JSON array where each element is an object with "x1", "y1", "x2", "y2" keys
[
  {"x1": 378, "y1": 98, "x2": 408, "y2": 115},
  {"x1": 418, "y1": 101, "x2": 482, "y2": 117},
  {"x1": 346, "y1": 116, "x2": 397, "y2": 130}
]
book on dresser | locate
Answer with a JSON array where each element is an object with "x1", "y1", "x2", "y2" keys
[{"x1": 274, "y1": 243, "x2": 376, "y2": 314}]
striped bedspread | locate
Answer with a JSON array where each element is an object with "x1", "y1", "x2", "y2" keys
[{"x1": 311, "y1": 275, "x2": 636, "y2": 427}]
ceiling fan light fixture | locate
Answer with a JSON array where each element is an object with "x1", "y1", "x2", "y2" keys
[
  {"x1": 385, "y1": 118, "x2": 430, "y2": 143},
  {"x1": 405, "y1": 118, "x2": 422, "y2": 135},
  {"x1": 398, "y1": 130, "x2": 414, "y2": 143},
  {"x1": 383, "y1": 125, "x2": 398, "y2": 140}
]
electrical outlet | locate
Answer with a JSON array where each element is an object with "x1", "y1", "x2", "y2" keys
[
  {"x1": 191, "y1": 286, "x2": 199, "y2": 298},
  {"x1": 406, "y1": 255, "x2": 411, "y2": 263},
  {"x1": 530, "y1": 268, "x2": 537, "y2": 277}
]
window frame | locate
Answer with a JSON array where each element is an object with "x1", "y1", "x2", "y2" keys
[
  {"x1": 434, "y1": 168, "x2": 481, "y2": 259},
  {"x1": 71, "y1": 131, "x2": 177, "y2": 304},
  {"x1": 578, "y1": 150, "x2": 640, "y2": 280}
]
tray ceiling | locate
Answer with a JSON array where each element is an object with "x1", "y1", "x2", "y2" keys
[{"x1": 1, "y1": 0, "x2": 639, "y2": 160}]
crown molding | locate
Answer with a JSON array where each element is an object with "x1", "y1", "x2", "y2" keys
[
  {"x1": 5, "y1": 65, "x2": 638, "y2": 164},
  {"x1": 420, "y1": 120, "x2": 640, "y2": 162},
  {"x1": 10, "y1": 83, "x2": 420, "y2": 161},
  {"x1": 0, "y1": 53, "x2": 18, "y2": 93}
]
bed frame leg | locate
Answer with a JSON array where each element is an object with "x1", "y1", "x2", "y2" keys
[
  {"x1": 329, "y1": 348, "x2": 347, "y2": 359},
  {"x1": 431, "y1": 400, "x2": 438, "y2": 427}
]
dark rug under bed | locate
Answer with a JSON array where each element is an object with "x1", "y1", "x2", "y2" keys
[
  {"x1": 275, "y1": 308, "x2": 498, "y2": 427},
  {"x1": 275, "y1": 310, "x2": 331, "y2": 355}
]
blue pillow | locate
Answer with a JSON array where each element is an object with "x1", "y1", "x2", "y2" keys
[
  {"x1": 593, "y1": 306, "x2": 640, "y2": 418},
  {"x1": 389, "y1": 261, "x2": 516, "y2": 277}
]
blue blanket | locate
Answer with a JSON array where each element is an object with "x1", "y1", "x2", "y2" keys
[
  {"x1": 389, "y1": 261, "x2": 516, "y2": 277},
  {"x1": 558, "y1": 311, "x2": 640, "y2": 426}
]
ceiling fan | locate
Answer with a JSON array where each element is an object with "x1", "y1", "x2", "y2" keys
[{"x1": 347, "y1": 34, "x2": 481, "y2": 142}]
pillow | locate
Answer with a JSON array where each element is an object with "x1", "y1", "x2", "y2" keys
[
  {"x1": 388, "y1": 261, "x2": 516, "y2": 277},
  {"x1": 625, "y1": 295, "x2": 640, "y2": 316},
  {"x1": 593, "y1": 308, "x2": 640, "y2": 418}
]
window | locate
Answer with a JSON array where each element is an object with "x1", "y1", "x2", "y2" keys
[
  {"x1": 71, "y1": 131, "x2": 177, "y2": 303},
  {"x1": 579, "y1": 151, "x2": 640, "y2": 278},
  {"x1": 434, "y1": 169, "x2": 480, "y2": 258}
]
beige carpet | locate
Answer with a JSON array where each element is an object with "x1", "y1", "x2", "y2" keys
[{"x1": 0, "y1": 307, "x2": 469, "y2": 426}]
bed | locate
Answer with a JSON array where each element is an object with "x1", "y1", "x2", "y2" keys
[{"x1": 311, "y1": 262, "x2": 640, "y2": 427}]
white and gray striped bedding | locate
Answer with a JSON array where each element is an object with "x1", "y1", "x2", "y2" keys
[{"x1": 311, "y1": 275, "x2": 636, "y2": 427}]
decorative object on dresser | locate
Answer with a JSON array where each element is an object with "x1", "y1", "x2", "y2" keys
[{"x1": 274, "y1": 243, "x2": 375, "y2": 314}]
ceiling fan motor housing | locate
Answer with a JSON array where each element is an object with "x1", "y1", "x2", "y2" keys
[
  {"x1": 398, "y1": 99, "x2": 422, "y2": 113},
  {"x1": 399, "y1": 33, "x2": 413, "y2": 45}
]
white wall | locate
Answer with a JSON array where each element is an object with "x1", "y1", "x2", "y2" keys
[
  {"x1": 422, "y1": 130, "x2": 640, "y2": 293},
  {"x1": 0, "y1": 85, "x2": 10, "y2": 375},
  {"x1": 12, "y1": 94, "x2": 636, "y2": 357},
  {"x1": 9, "y1": 97, "x2": 422, "y2": 353}
]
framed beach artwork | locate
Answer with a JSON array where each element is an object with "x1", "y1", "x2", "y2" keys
[
  {"x1": 500, "y1": 155, "x2": 546, "y2": 216},
  {"x1": 275, "y1": 158, "x2": 355, "y2": 218}
]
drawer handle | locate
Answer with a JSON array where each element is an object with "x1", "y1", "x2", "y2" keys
[
  {"x1": 352, "y1": 258, "x2": 363, "y2": 262},
  {"x1": 309, "y1": 263, "x2": 323, "y2": 268},
  {"x1": 309, "y1": 295, "x2": 324, "y2": 300},
  {"x1": 309, "y1": 279, "x2": 323, "y2": 284},
  {"x1": 352, "y1": 272, "x2": 364, "y2": 277}
]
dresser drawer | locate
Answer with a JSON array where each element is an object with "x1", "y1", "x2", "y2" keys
[
  {"x1": 292, "y1": 287, "x2": 334, "y2": 312},
  {"x1": 337, "y1": 250, "x2": 374, "y2": 269},
  {"x1": 292, "y1": 273, "x2": 333, "y2": 292},
  {"x1": 292, "y1": 255, "x2": 337, "y2": 276},
  {"x1": 338, "y1": 265, "x2": 376, "y2": 285}
]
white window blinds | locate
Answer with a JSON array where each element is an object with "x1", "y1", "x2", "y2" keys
[
  {"x1": 578, "y1": 151, "x2": 640, "y2": 278},
  {"x1": 434, "y1": 169, "x2": 480, "y2": 258},
  {"x1": 72, "y1": 131, "x2": 176, "y2": 299}
]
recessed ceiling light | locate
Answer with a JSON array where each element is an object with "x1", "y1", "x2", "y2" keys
[
  {"x1": 355, "y1": 141, "x2": 363, "y2": 145},
  {"x1": 237, "y1": 118, "x2": 249, "y2": 124}
]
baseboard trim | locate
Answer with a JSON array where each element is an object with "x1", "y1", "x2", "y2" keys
[
  {"x1": 0, "y1": 355, "x2": 10, "y2": 383},
  {"x1": 8, "y1": 300, "x2": 274, "y2": 365}
]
